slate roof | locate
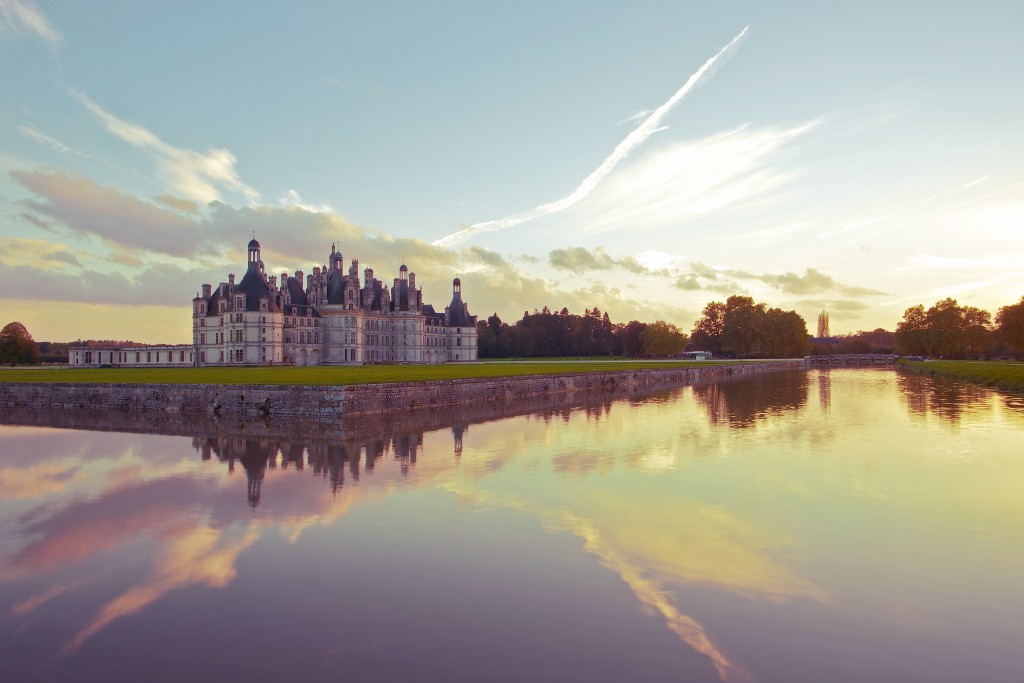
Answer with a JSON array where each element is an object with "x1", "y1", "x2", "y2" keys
[{"x1": 446, "y1": 290, "x2": 474, "y2": 327}]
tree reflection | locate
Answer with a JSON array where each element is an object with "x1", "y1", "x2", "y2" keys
[
  {"x1": 896, "y1": 370, "x2": 995, "y2": 425},
  {"x1": 692, "y1": 371, "x2": 809, "y2": 428}
]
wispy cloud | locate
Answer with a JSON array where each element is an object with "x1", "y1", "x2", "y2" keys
[
  {"x1": 958, "y1": 175, "x2": 989, "y2": 191},
  {"x1": 71, "y1": 91, "x2": 260, "y2": 205},
  {"x1": 0, "y1": 0, "x2": 61, "y2": 46},
  {"x1": 618, "y1": 109, "x2": 652, "y2": 125},
  {"x1": 565, "y1": 121, "x2": 816, "y2": 238},
  {"x1": 278, "y1": 189, "x2": 333, "y2": 213},
  {"x1": 434, "y1": 26, "x2": 750, "y2": 248},
  {"x1": 18, "y1": 124, "x2": 75, "y2": 155}
]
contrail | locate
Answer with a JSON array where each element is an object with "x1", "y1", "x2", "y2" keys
[{"x1": 434, "y1": 25, "x2": 750, "y2": 248}]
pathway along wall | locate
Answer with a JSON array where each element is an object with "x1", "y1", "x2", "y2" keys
[{"x1": 1, "y1": 361, "x2": 802, "y2": 421}]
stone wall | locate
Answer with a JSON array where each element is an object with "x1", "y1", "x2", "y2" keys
[{"x1": 0, "y1": 361, "x2": 802, "y2": 422}]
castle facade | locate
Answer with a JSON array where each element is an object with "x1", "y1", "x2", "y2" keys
[
  {"x1": 193, "y1": 239, "x2": 477, "y2": 366},
  {"x1": 69, "y1": 239, "x2": 477, "y2": 367}
]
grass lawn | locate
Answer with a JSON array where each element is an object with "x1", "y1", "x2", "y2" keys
[
  {"x1": 900, "y1": 359, "x2": 1024, "y2": 393},
  {"x1": 0, "y1": 360, "x2": 735, "y2": 386}
]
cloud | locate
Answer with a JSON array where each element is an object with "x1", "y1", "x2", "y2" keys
[
  {"x1": 0, "y1": 262, "x2": 220, "y2": 307},
  {"x1": 549, "y1": 246, "x2": 647, "y2": 274},
  {"x1": 71, "y1": 91, "x2": 260, "y2": 204},
  {"x1": 11, "y1": 169, "x2": 206, "y2": 257},
  {"x1": 0, "y1": 236, "x2": 80, "y2": 267},
  {"x1": 672, "y1": 263, "x2": 885, "y2": 299},
  {"x1": 619, "y1": 109, "x2": 652, "y2": 125},
  {"x1": 18, "y1": 124, "x2": 75, "y2": 155},
  {"x1": 0, "y1": 0, "x2": 61, "y2": 46},
  {"x1": 757, "y1": 268, "x2": 886, "y2": 297},
  {"x1": 564, "y1": 122, "x2": 816, "y2": 239},
  {"x1": 278, "y1": 189, "x2": 333, "y2": 213},
  {"x1": 434, "y1": 26, "x2": 750, "y2": 247},
  {"x1": 152, "y1": 193, "x2": 200, "y2": 214}
]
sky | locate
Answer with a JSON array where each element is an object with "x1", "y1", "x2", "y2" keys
[{"x1": 1, "y1": 0, "x2": 1022, "y2": 343}]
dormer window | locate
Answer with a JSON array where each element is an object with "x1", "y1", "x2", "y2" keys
[
  {"x1": 235, "y1": 296, "x2": 244, "y2": 309},
  {"x1": 259, "y1": 299, "x2": 267, "y2": 311}
]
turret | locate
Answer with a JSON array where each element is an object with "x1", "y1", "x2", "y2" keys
[{"x1": 247, "y1": 238, "x2": 261, "y2": 269}]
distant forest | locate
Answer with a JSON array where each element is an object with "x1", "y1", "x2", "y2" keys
[
  {"x1": 478, "y1": 295, "x2": 811, "y2": 359},
  {"x1": 894, "y1": 296, "x2": 1024, "y2": 359}
]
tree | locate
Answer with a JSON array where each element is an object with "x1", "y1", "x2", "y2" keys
[
  {"x1": 721, "y1": 296, "x2": 765, "y2": 357},
  {"x1": 996, "y1": 296, "x2": 1024, "y2": 355},
  {"x1": 895, "y1": 304, "x2": 927, "y2": 355},
  {"x1": 961, "y1": 306, "x2": 992, "y2": 358},
  {"x1": 0, "y1": 322, "x2": 40, "y2": 365},
  {"x1": 817, "y1": 310, "x2": 830, "y2": 338},
  {"x1": 618, "y1": 320, "x2": 646, "y2": 357},
  {"x1": 924, "y1": 298, "x2": 965, "y2": 357},
  {"x1": 689, "y1": 301, "x2": 726, "y2": 355},
  {"x1": 640, "y1": 321, "x2": 688, "y2": 356},
  {"x1": 761, "y1": 308, "x2": 811, "y2": 358},
  {"x1": 476, "y1": 320, "x2": 497, "y2": 357}
]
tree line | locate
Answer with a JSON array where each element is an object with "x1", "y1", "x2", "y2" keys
[
  {"x1": 895, "y1": 296, "x2": 1024, "y2": 358},
  {"x1": 478, "y1": 296, "x2": 811, "y2": 360},
  {"x1": 476, "y1": 307, "x2": 689, "y2": 358}
]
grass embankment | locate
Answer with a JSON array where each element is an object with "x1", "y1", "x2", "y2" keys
[
  {"x1": 0, "y1": 360, "x2": 727, "y2": 386},
  {"x1": 900, "y1": 360, "x2": 1024, "y2": 394}
]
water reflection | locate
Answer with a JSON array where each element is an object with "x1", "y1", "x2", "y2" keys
[
  {"x1": 692, "y1": 370, "x2": 809, "y2": 427},
  {"x1": 896, "y1": 370, "x2": 994, "y2": 424},
  {"x1": 2, "y1": 370, "x2": 1023, "y2": 683}
]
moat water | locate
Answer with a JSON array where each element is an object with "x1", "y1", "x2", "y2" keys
[{"x1": 1, "y1": 369, "x2": 1022, "y2": 683}]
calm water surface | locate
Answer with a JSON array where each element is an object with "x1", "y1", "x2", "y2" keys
[{"x1": 1, "y1": 369, "x2": 1022, "y2": 682}]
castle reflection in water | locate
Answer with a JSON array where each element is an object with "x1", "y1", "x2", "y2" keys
[{"x1": 194, "y1": 426, "x2": 466, "y2": 508}]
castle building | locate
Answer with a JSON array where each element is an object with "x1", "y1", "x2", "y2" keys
[{"x1": 190, "y1": 238, "x2": 477, "y2": 366}]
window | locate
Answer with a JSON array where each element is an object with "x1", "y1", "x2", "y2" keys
[
  {"x1": 147, "y1": 352, "x2": 152, "y2": 362},
  {"x1": 201, "y1": 333, "x2": 206, "y2": 344},
  {"x1": 136, "y1": 352, "x2": 140, "y2": 362},
  {"x1": 457, "y1": 338, "x2": 462, "y2": 346},
  {"x1": 236, "y1": 297, "x2": 244, "y2": 308}
]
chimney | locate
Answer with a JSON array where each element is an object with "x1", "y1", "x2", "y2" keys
[
  {"x1": 409, "y1": 273, "x2": 416, "y2": 289},
  {"x1": 269, "y1": 275, "x2": 277, "y2": 290},
  {"x1": 228, "y1": 273, "x2": 235, "y2": 286},
  {"x1": 202, "y1": 284, "x2": 212, "y2": 299},
  {"x1": 295, "y1": 270, "x2": 303, "y2": 283}
]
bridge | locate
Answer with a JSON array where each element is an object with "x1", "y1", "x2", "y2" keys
[{"x1": 804, "y1": 354, "x2": 897, "y2": 367}]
